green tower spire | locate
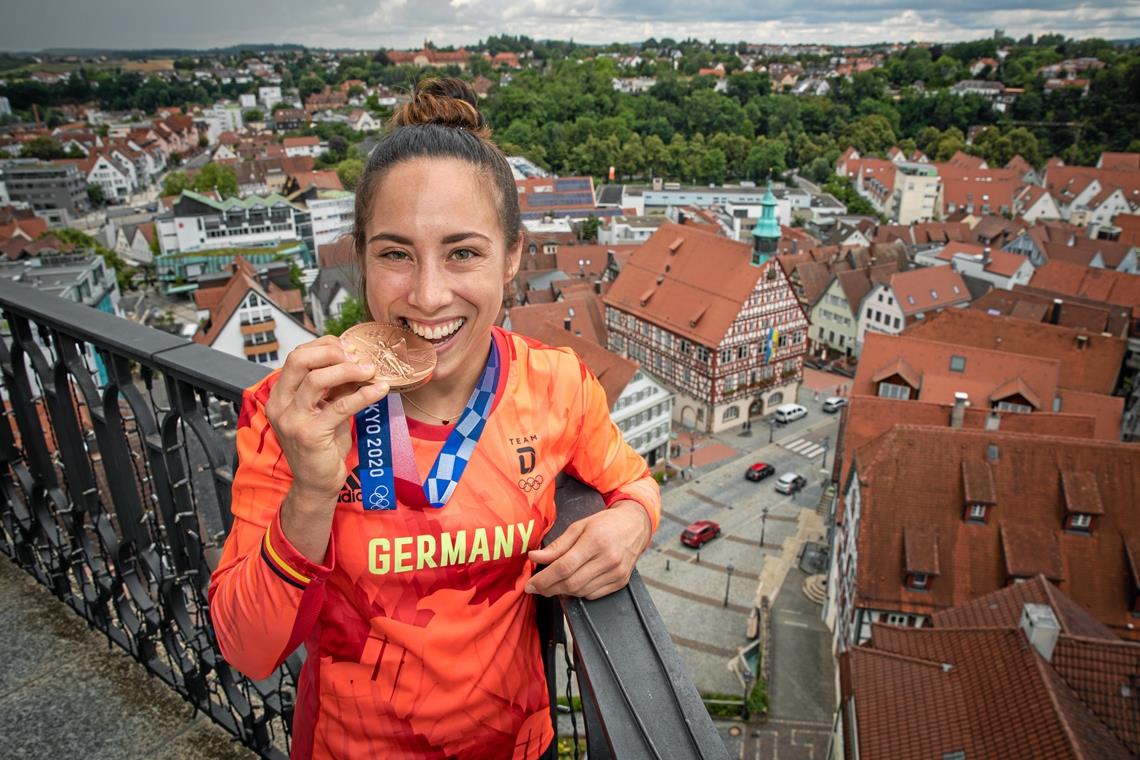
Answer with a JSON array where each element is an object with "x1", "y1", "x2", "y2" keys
[{"x1": 751, "y1": 187, "x2": 781, "y2": 267}]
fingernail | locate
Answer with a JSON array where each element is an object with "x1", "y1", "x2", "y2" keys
[{"x1": 524, "y1": 583, "x2": 535, "y2": 594}]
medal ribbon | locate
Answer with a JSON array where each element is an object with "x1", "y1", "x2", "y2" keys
[{"x1": 355, "y1": 341, "x2": 500, "y2": 510}]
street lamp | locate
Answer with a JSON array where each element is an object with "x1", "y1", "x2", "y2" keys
[
  {"x1": 760, "y1": 507, "x2": 770, "y2": 547},
  {"x1": 723, "y1": 563, "x2": 735, "y2": 607}
]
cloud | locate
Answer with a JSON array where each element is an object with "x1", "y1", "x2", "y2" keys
[{"x1": 0, "y1": 0, "x2": 1137, "y2": 50}]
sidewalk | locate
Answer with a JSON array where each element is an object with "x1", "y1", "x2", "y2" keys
[{"x1": 0, "y1": 554, "x2": 254, "y2": 760}]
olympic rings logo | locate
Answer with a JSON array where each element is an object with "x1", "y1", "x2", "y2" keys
[{"x1": 518, "y1": 474, "x2": 544, "y2": 493}]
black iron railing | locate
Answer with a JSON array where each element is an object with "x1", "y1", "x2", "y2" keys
[{"x1": 0, "y1": 280, "x2": 727, "y2": 760}]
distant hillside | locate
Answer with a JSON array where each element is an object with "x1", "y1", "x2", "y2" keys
[{"x1": 31, "y1": 43, "x2": 307, "y2": 58}]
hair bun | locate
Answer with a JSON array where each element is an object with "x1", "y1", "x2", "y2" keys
[{"x1": 391, "y1": 77, "x2": 491, "y2": 139}]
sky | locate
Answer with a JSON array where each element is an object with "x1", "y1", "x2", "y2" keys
[{"x1": 1, "y1": 1, "x2": 1138, "y2": 52}]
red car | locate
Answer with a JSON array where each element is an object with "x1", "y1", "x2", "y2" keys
[
  {"x1": 746, "y1": 462, "x2": 776, "y2": 481},
  {"x1": 681, "y1": 520, "x2": 721, "y2": 548}
]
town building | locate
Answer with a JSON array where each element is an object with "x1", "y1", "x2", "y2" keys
[
  {"x1": 0, "y1": 159, "x2": 89, "y2": 226},
  {"x1": 855, "y1": 266, "x2": 971, "y2": 353},
  {"x1": 192, "y1": 256, "x2": 317, "y2": 368},
  {"x1": 836, "y1": 578, "x2": 1140, "y2": 759},
  {"x1": 604, "y1": 192, "x2": 808, "y2": 433}
]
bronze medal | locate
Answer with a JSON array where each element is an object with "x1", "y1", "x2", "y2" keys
[{"x1": 340, "y1": 322, "x2": 437, "y2": 392}]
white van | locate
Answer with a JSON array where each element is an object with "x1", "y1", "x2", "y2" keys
[{"x1": 773, "y1": 403, "x2": 807, "y2": 424}]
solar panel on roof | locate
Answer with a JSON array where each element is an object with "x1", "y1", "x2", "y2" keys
[
  {"x1": 554, "y1": 179, "x2": 591, "y2": 191},
  {"x1": 525, "y1": 192, "x2": 596, "y2": 207}
]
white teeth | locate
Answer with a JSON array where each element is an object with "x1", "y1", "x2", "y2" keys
[{"x1": 405, "y1": 318, "x2": 464, "y2": 341}]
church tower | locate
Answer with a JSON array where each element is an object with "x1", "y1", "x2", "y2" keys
[{"x1": 751, "y1": 187, "x2": 781, "y2": 267}]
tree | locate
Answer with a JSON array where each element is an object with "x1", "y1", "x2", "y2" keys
[
  {"x1": 579, "y1": 216, "x2": 600, "y2": 243},
  {"x1": 243, "y1": 108, "x2": 264, "y2": 122},
  {"x1": 336, "y1": 158, "x2": 364, "y2": 190},
  {"x1": 161, "y1": 171, "x2": 193, "y2": 197},
  {"x1": 324, "y1": 296, "x2": 366, "y2": 336},
  {"x1": 22, "y1": 135, "x2": 67, "y2": 160},
  {"x1": 52, "y1": 228, "x2": 136, "y2": 292},
  {"x1": 193, "y1": 163, "x2": 239, "y2": 198},
  {"x1": 299, "y1": 75, "x2": 325, "y2": 98},
  {"x1": 743, "y1": 138, "x2": 788, "y2": 182},
  {"x1": 839, "y1": 114, "x2": 896, "y2": 156},
  {"x1": 86, "y1": 185, "x2": 105, "y2": 207}
]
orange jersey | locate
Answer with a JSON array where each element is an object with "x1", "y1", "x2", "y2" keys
[{"x1": 208, "y1": 327, "x2": 661, "y2": 759}]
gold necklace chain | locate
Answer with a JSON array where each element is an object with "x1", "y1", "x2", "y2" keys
[{"x1": 400, "y1": 392, "x2": 464, "y2": 425}]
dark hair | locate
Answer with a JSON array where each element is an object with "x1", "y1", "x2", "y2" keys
[{"x1": 351, "y1": 77, "x2": 521, "y2": 317}]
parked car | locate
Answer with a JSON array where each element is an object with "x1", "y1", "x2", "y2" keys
[
  {"x1": 681, "y1": 519, "x2": 721, "y2": 548},
  {"x1": 746, "y1": 462, "x2": 776, "y2": 481},
  {"x1": 775, "y1": 472, "x2": 808, "y2": 495},
  {"x1": 822, "y1": 396, "x2": 848, "y2": 413},
  {"x1": 773, "y1": 403, "x2": 807, "y2": 424}
]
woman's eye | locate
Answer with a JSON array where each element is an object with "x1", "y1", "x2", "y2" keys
[
  {"x1": 381, "y1": 250, "x2": 410, "y2": 261},
  {"x1": 451, "y1": 248, "x2": 477, "y2": 262}
]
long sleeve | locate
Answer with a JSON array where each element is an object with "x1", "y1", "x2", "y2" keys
[
  {"x1": 207, "y1": 376, "x2": 335, "y2": 680},
  {"x1": 562, "y1": 358, "x2": 662, "y2": 534}
]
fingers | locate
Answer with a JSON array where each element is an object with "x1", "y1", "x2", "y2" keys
[
  {"x1": 526, "y1": 519, "x2": 634, "y2": 598},
  {"x1": 319, "y1": 380, "x2": 390, "y2": 425},
  {"x1": 292, "y1": 359, "x2": 378, "y2": 412},
  {"x1": 274, "y1": 336, "x2": 352, "y2": 403}
]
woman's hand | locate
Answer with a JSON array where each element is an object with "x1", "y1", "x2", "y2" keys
[
  {"x1": 525, "y1": 501, "x2": 653, "y2": 600},
  {"x1": 264, "y1": 336, "x2": 389, "y2": 560}
]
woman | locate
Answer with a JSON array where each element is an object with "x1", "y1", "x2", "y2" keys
[{"x1": 208, "y1": 77, "x2": 661, "y2": 759}]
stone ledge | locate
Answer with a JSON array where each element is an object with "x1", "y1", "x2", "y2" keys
[{"x1": 0, "y1": 554, "x2": 255, "y2": 760}]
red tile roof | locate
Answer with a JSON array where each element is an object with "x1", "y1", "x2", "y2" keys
[
  {"x1": 887, "y1": 267, "x2": 972, "y2": 316},
  {"x1": 1031, "y1": 261, "x2": 1140, "y2": 318},
  {"x1": 1114, "y1": 213, "x2": 1140, "y2": 246},
  {"x1": 855, "y1": 331, "x2": 1062, "y2": 412},
  {"x1": 904, "y1": 308, "x2": 1127, "y2": 395},
  {"x1": 850, "y1": 425, "x2": 1140, "y2": 640},
  {"x1": 507, "y1": 294, "x2": 608, "y2": 347},
  {"x1": 604, "y1": 222, "x2": 802, "y2": 347},
  {"x1": 553, "y1": 244, "x2": 636, "y2": 279},
  {"x1": 193, "y1": 256, "x2": 315, "y2": 346},
  {"x1": 840, "y1": 623, "x2": 1136, "y2": 759},
  {"x1": 972, "y1": 285, "x2": 1133, "y2": 336}
]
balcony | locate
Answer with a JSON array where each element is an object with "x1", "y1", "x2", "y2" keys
[{"x1": 0, "y1": 281, "x2": 727, "y2": 760}]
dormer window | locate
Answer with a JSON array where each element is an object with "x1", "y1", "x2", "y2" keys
[
  {"x1": 904, "y1": 526, "x2": 939, "y2": 593},
  {"x1": 967, "y1": 503, "x2": 988, "y2": 523},
  {"x1": 1067, "y1": 513, "x2": 1092, "y2": 532},
  {"x1": 1060, "y1": 471, "x2": 1103, "y2": 535},
  {"x1": 961, "y1": 460, "x2": 996, "y2": 524}
]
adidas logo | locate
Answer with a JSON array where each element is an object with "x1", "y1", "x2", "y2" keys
[{"x1": 339, "y1": 471, "x2": 362, "y2": 504}]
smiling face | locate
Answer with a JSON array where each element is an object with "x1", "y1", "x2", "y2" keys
[{"x1": 362, "y1": 157, "x2": 521, "y2": 399}]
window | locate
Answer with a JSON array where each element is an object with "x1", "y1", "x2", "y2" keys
[
  {"x1": 1070, "y1": 513, "x2": 1092, "y2": 531},
  {"x1": 892, "y1": 316, "x2": 900, "y2": 329},
  {"x1": 719, "y1": 348, "x2": 733, "y2": 364},
  {"x1": 722, "y1": 406, "x2": 739, "y2": 421},
  {"x1": 968, "y1": 504, "x2": 987, "y2": 522},
  {"x1": 909, "y1": 573, "x2": 929, "y2": 590},
  {"x1": 996, "y1": 401, "x2": 1032, "y2": 414},
  {"x1": 949, "y1": 355, "x2": 967, "y2": 372},
  {"x1": 907, "y1": 295, "x2": 916, "y2": 305},
  {"x1": 930, "y1": 290, "x2": 938, "y2": 299},
  {"x1": 886, "y1": 613, "x2": 909, "y2": 626},
  {"x1": 696, "y1": 347, "x2": 710, "y2": 363},
  {"x1": 878, "y1": 382, "x2": 911, "y2": 400}
]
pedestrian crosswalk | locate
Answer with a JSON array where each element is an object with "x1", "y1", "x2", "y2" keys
[{"x1": 783, "y1": 437, "x2": 826, "y2": 459}]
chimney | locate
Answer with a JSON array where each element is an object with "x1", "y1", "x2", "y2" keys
[
  {"x1": 594, "y1": 280, "x2": 602, "y2": 295},
  {"x1": 951, "y1": 392, "x2": 969, "y2": 429},
  {"x1": 984, "y1": 411, "x2": 1001, "y2": 431},
  {"x1": 982, "y1": 246, "x2": 991, "y2": 264},
  {"x1": 652, "y1": 176, "x2": 663, "y2": 191},
  {"x1": 1019, "y1": 603, "x2": 1060, "y2": 662},
  {"x1": 1050, "y1": 298, "x2": 1062, "y2": 325},
  {"x1": 563, "y1": 317, "x2": 572, "y2": 331}
]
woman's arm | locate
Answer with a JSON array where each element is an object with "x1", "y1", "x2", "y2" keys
[{"x1": 526, "y1": 355, "x2": 661, "y2": 599}]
